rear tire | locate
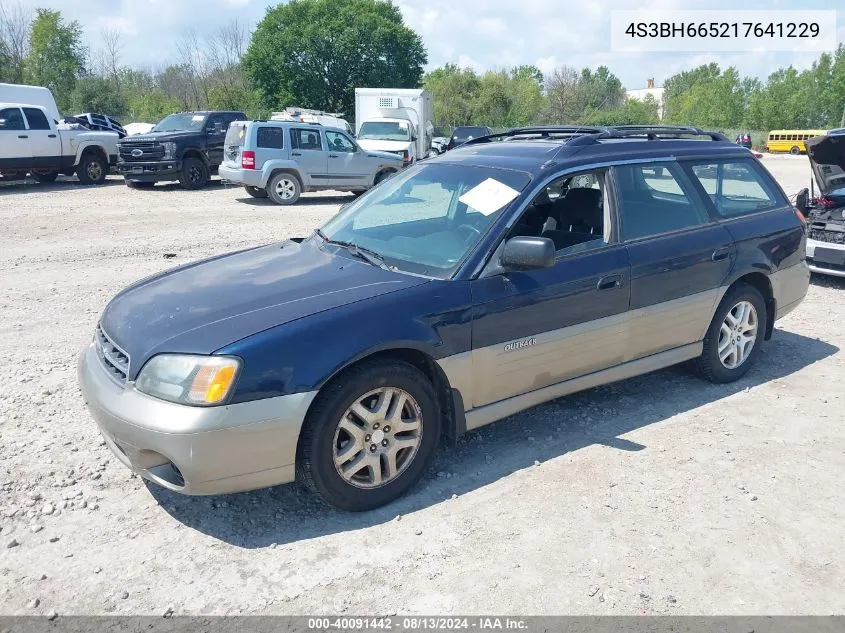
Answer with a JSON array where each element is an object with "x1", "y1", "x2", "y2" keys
[
  {"x1": 31, "y1": 171, "x2": 59, "y2": 183},
  {"x1": 296, "y1": 360, "x2": 441, "y2": 511},
  {"x1": 790, "y1": 146, "x2": 800, "y2": 155},
  {"x1": 693, "y1": 283, "x2": 767, "y2": 384},
  {"x1": 267, "y1": 172, "x2": 301, "y2": 205},
  {"x1": 244, "y1": 185, "x2": 268, "y2": 199},
  {"x1": 76, "y1": 153, "x2": 107, "y2": 185},
  {"x1": 179, "y1": 157, "x2": 209, "y2": 190},
  {"x1": 374, "y1": 169, "x2": 395, "y2": 186}
]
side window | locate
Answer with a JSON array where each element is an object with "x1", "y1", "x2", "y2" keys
[
  {"x1": 509, "y1": 169, "x2": 610, "y2": 256},
  {"x1": 325, "y1": 130, "x2": 355, "y2": 153},
  {"x1": 292, "y1": 128, "x2": 323, "y2": 151},
  {"x1": 257, "y1": 126, "x2": 285, "y2": 149},
  {"x1": 0, "y1": 107, "x2": 25, "y2": 130},
  {"x1": 687, "y1": 160, "x2": 781, "y2": 218},
  {"x1": 206, "y1": 113, "x2": 226, "y2": 133},
  {"x1": 615, "y1": 162, "x2": 710, "y2": 241},
  {"x1": 22, "y1": 108, "x2": 50, "y2": 130}
]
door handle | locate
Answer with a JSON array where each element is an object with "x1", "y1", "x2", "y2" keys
[
  {"x1": 291, "y1": 152, "x2": 302, "y2": 156},
  {"x1": 329, "y1": 154, "x2": 338, "y2": 158},
  {"x1": 597, "y1": 274, "x2": 623, "y2": 290},
  {"x1": 48, "y1": 134, "x2": 56, "y2": 138},
  {"x1": 712, "y1": 247, "x2": 732, "y2": 261},
  {"x1": 18, "y1": 134, "x2": 28, "y2": 138}
]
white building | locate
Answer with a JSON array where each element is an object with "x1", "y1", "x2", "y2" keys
[{"x1": 626, "y1": 78, "x2": 666, "y2": 119}]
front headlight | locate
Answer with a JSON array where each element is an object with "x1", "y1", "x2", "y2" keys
[
  {"x1": 135, "y1": 354, "x2": 241, "y2": 406},
  {"x1": 161, "y1": 142, "x2": 177, "y2": 160}
]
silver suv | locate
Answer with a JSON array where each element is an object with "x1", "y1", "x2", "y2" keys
[{"x1": 219, "y1": 120, "x2": 404, "y2": 205}]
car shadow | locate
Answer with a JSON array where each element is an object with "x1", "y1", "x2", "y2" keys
[
  {"x1": 150, "y1": 329, "x2": 837, "y2": 548},
  {"x1": 810, "y1": 272, "x2": 845, "y2": 289},
  {"x1": 0, "y1": 176, "x2": 124, "y2": 194},
  {"x1": 145, "y1": 180, "x2": 225, "y2": 192},
  {"x1": 231, "y1": 193, "x2": 355, "y2": 207}
]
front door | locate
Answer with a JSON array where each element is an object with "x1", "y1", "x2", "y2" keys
[
  {"x1": 612, "y1": 161, "x2": 734, "y2": 361},
  {"x1": 204, "y1": 113, "x2": 228, "y2": 167},
  {"x1": 0, "y1": 107, "x2": 31, "y2": 170},
  {"x1": 325, "y1": 130, "x2": 369, "y2": 188},
  {"x1": 469, "y1": 169, "x2": 631, "y2": 408},
  {"x1": 290, "y1": 127, "x2": 329, "y2": 187}
]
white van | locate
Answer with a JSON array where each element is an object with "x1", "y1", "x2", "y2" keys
[{"x1": 0, "y1": 83, "x2": 60, "y2": 122}]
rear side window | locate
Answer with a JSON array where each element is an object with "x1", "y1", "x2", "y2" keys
[
  {"x1": 22, "y1": 108, "x2": 50, "y2": 130},
  {"x1": 257, "y1": 126, "x2": 284, "y2": 149},
  {"x1": 614, "y1": 162, "x2": 711, "y2": 241},
  {"x1": 292, "y1": 128, "x2": 323, "y2": 150},
  {"x1": 0, "y1": 107, "x2": 25, "y2": 130},
  {"x1": 687, "y1": 160, "x2": 781, "y2": 218}
]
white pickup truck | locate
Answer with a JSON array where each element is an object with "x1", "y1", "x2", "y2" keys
[{"x1": 0, "y1": 103, "x2": 118, "y2": 184}]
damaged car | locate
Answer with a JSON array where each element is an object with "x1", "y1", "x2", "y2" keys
[{"x1": 804, "y1": 130, "x2": 845, "y2": 278}]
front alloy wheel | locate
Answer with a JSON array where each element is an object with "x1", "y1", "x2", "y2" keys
[{"x1": 333, "y1": 387, "x2": 423, "y2": 488}]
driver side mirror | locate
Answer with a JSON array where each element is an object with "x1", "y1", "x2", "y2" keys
[
  {"x1": 500, "y1": 236, "x2": 555, "y2": 271},
  {"x1": 795, "y1": 187, "x2": 809, "y2": 216}
]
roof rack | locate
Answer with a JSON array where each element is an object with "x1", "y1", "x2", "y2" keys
[{"x1": 461, "y1": 125, "x2": 729, "y2": 147}]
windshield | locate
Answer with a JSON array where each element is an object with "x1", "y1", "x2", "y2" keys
[
  {"x1": 358, "y1": 121, "x2": 411, "y2": 141},
  {"x1": 318, "y1": 163, "x2": 531, "y2": 278},
  {"x1": 452, "y1": 127, "x2": 489, "y2": 142},
  {"x1": 153, "y1": 113, "x2": 207, "y2": 133}
]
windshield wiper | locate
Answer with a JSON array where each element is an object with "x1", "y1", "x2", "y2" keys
[{"x1": 315, "y1": 229, "x2": 390, "y2": 270}]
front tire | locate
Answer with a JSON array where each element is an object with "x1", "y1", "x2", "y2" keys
[
  {"x1": 296, "y1": 360, "x2": 441, "y2": 511},
  {"x1": 244, "y1": 186, "x2": 268, "y2": 199},
  {"x1": 790, "y1": 146, "x2": 800, "y2": 155},
  {"x1": 76, "y1": 153, "x2": 107, "y2": 185},
  {"x1": 267, "y1": 172, "x2": 301, "y2": 205},
  {"x1": 179, "y1": 157, "x2": 209, "y2": 190},
  {"x1": 693, "y1": 283, "x2": 767, "y2": 383}
]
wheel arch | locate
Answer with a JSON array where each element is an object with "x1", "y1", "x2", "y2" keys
[
  {"x1": 298, "y1": 345, "x2": 465, "y2": 457},
  {"x1": 181, "y1": 148, "x2": 208, "y2": 164},
  {"x1": 75, "y1": 143, "x2": 108, "y2": 166},
  {"x1": 265, "y1": 166, "x2": 304, "y2": 190},
  {"x1": 726, "y1": 271, "x2": 775, "y2": 340}
]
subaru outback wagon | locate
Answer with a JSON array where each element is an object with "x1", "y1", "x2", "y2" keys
[
  {"x1": 79, "y1": 125, "x2": 809, "y2": 511},
  {"x1": 218, "y1": 120, "x2": 404, "y2": 205}
]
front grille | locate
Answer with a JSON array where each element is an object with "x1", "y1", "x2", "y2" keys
[
  {"x1": 809, "y1": 225, "x2": 845, "y2": 244},
  {"x1": 95, "y1": 324, "x2": 130, "y2": 384},
  {"x1": 118, "y1": 141, "x2": 165, "y2": 162}
]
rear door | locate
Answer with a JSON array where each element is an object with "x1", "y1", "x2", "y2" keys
[
  {"x1": 22, "y1": 107, "x2": 62, "y2": 170},
  {"x1": 0, "y1": 107, "x2": 31, "y2": 169},
  {"x1": 290, "y1": 127, "x2": 328, "y2": 187},
  {"x1": 325, "y1": 130, "x2": 369, "y2": 188},
  {"x1": 253, "y1": 125, "x2": 287, "y2": 169},
  {"x1": 613, "y1": 160, "x2": 734, "y2": 361}
]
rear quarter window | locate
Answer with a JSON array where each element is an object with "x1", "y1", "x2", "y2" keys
[
  {"x1": 257, "y1": 127, "x2": 285, "y2": 149},
  {"x1": 686, "y1": 159, "x2": 783, "y2": 218},
  {"x1": 224, "y1": 123, "x2": 247, "y2": 147}
]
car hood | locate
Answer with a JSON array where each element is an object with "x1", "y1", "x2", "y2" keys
[
  {"x1": 806, "y1": 133, "x2": 845, "y2": 197},
  {"x1": 99, "y1": 238, "x2": 428, "y2": 378},
  {"x1": 357, "y1": 139, "x2": 411, "y2": 153},
  {"x1": 119, "y1": 130, "x2": 198, "y2": 144}
]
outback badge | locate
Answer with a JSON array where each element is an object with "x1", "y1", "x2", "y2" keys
[{"x1": 503, "y1": 337, "x2": 537, "y2": 352}]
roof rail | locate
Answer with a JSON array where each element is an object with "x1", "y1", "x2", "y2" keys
[{"x1": 461, "y1": 124, "x2": 729, "y2": 147}]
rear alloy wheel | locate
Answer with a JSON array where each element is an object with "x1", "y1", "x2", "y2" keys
[
  {"x1": 31, "y1": 171, "x2": 59, "y2": 183},
  {"x1": 694, "y1": 283, "x2": 767, "y2": 383},
  {"x1": 244, "y1": 185, "x2": 268, "y2": 199},
  {"x1": 296, "y1": 360, "x2": 441, "y2": 511},
  {"x1": 267, "y1": 172, "x2": 301, "y2": 205},
  {"x1": 790, "y1": 146, "x2": 800, "y2": 155},
  {"x1": 179, "y1": 157, "x2": 209, "y2": 190},
  {"x1": 76, "y1": 153, "x2": 107, "y2": 185}
]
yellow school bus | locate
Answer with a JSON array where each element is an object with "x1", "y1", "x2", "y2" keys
[{"x1": 766, "y1": 130, "x2": 827, "y2": 154}]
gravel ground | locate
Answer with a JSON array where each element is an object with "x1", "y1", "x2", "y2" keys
[{"x1": 1, "y1": 157, "x2": 843, "y2": 616}]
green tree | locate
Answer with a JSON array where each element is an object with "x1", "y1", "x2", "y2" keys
[
  {"x1": 585, "y1": 95, "x2": 660, "y2": 126},
  {"x1": 243, "y1": 0, "x2": 426, "y2": 115},
  {"x1": 25, "y1": 9, "x2": 86, "y2": 113},
  {"x1": 70, "y1": 75, "x2": 127, "y2": 117},
  {"x1": 579, "y1": 65, "x2": 624, "y2": 114},
  {"x1": 423, "y1": 64, "x2": 480, "y2": 131}
]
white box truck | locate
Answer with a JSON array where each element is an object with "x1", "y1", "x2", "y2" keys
[
  {"x1": 354, "y1": 88, "x2": 433, "y2": 165},
  {"x1": 0, "y1": 83, "x2": 61, "y2": 123}
]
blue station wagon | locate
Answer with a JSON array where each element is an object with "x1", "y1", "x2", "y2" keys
[{"x1": 78, "y1": 126, "x2": 810, "y2": 511}]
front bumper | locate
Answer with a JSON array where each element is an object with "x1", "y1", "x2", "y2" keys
[
  {"x1": 218, "y1": 165, "x2": 264, "y2": 188},
  {"x1": 78, "y1": 343, "x2": 316, "y2": 495},
  {"x1": 117, "y1": 161, "x2": 180, "y2": 182},
  {"x1": 806, "y1": 238, "x2": 845, "y2": 278}
]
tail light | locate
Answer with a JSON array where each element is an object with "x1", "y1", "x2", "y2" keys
[
  {"x1": 794, "y1": 207, "x2": 807, "y2": 227},
  {"x1": 241, "y1": 150, "x2": 255, "y2": 169}
]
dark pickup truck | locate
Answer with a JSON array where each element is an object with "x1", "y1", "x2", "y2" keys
[{"x1": 117, "y1": 110, "x2": 246, "y2": 189}]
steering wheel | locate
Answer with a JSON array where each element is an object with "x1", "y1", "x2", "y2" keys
[{"x1": 457, "y1": 223, "x2": 482, "y2": 244}]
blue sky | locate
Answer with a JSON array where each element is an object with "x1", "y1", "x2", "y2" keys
[{"x1": 13, "y1": 0, "x2": 845, "y2": 89}]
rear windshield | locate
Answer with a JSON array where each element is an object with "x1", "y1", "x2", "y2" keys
[
  {"x1": 452, "y1": 127, "x2": 489, "y2": 142},
  {"x1": 225, "y1": 122, "x2": 247, "y2": 147}
]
